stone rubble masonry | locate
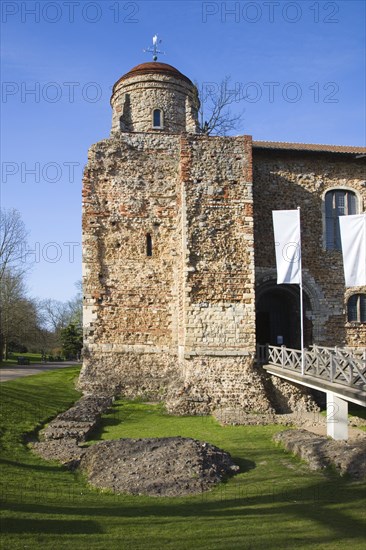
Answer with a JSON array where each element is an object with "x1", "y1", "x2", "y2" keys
[
  {"x1": 79, "y1": 437, "x2": 240, "y2": 497},
  {"x1": 32, "y1": 395, "x2": 112, "y2": 469},
  {"x1": 79, "y1": 130, "x2": 273, "y2": 412},
  {"x1": 40, "y1": 395, "x2": 113, "y2": 443},
  {"x1": 253, "y1": 148, "x2": 366, "y2": 348},
  {"x1": 274, "y1": 429, "x2": 366, "y2": 479}
]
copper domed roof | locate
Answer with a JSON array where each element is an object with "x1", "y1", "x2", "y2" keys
[{"x1": 113, "y1": 62, "x2": 193, "y2": 92}]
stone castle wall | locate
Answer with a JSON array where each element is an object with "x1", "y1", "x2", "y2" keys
[
  {"x1": 181, "y1": 135, "x2": 255, "y2": 353},
  {"x1": 80, "y1": 63, "x2": 365, "y2": 411},
  {"x1": 80, "y1": 131, "x2": 277, "y2": 412},
  {"x1": 80, "y1": 133, "x2": 365, "y2": 407},
  {"x1": 80, "y1": 133, "x2": 182, "y2": 393},
  {"x1": 168, "y1": 135, "x2": 274, "y2": 414},
  {"x1": 253, "y1": 148, "x2": 366, "y2": 348}
]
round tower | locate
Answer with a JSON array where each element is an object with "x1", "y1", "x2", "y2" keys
[{"x1": 110, "y1": 62, "x2": 200, "y2": 134}]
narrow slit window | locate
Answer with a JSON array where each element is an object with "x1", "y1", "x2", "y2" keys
[
  {"x1": 146, "y1": 233, "x2": 152, "y2": 256},
  {"x1": 152, "y1": 109, "x2": 163, "y2": 128}
]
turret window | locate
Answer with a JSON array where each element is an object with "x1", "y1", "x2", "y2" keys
[{"x1": 152, "y1": 109, "x2": 163, "y2": 129}]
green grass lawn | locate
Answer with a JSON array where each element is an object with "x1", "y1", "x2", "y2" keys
[{"x1": 0, "y1": 368, "x2": 365, "y2": 550}]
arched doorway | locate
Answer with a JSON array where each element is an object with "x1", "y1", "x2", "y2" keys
[{"x1": 256, "y1": 283, "x2": 313, "y2": 349}]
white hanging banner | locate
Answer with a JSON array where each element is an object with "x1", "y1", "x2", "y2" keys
[
  {"x1": 272, "y1": 209, "x2": 301, "y2": 284},
  {"x1": 339, "y1": 213, "x2": 366, "y2": 287}
]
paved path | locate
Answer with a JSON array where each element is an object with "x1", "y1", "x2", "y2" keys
[{"x1": 0, "y1": 361, "x2": 80, "y2": 382}]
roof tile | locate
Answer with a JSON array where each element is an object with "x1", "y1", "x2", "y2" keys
[{"x1": 253, "y1": 140, "x2": 366, "y2": 154}]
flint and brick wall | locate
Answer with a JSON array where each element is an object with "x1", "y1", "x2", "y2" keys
[
  {"x1": 80, "y1": 133, "x2": 182, "y2": 393},
  {"x1": 171, "y1": 135, "x2": 273, "y2": 414},
  {"x1": 182, "y1": 135, "x2": 255, "y2": 353},
  {"x1": 80, "y1": 130, "x2": 272, "y2": 410},
  {"x1": 253, "y1": 148, "x2": 366, "y2": 348}
]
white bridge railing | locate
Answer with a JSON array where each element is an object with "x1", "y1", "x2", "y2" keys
[{"x1": 257, "y1": 344, "x2": 366, "y2": 390}]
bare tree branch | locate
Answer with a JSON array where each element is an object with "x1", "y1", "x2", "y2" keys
[
  {"x1": 38, "y1": 299, "x2": 71, "y2": 332},
  {"x1": 0, "y1": 208, "x2": 29, "y2": 282},
  {"x1": 197, "y1": 76, "x2": 245, "y2": 136}
]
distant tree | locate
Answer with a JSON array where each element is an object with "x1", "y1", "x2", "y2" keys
[
  {"x1": 198, "y1": 76, "x2": 245, "y2": 136},
  {"x1": 33, "y1": 326, "x2": 55, "y2": 358},
  {"x1": 39, "y1": 298, "x2": 71, "y2": 333},
  {"x1": 60, "y1": 322, "x2": 82, "y2": 359},
  {"x1": 38, "y1": 280, "x2": 83, "y2": 352},
  {"x1": 0, "y1": 269, "x2": 39, "y2": 359},
  {"x1": 0, "y1": 209, "x2": 36, "y2": 359},
  {"x1": 0, "y1": 208, "x2": 28, "y2": 282},
  {"x1": 66, "y1": 280, "x2": 82, "y2": 328},
  {"x1": 0, "y1": 211, "x2": 82, "y2": 360}
]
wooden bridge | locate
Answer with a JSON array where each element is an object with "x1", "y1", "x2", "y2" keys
[{"x1": 258, "y1": 344, "x2": 366, "y2": 440}]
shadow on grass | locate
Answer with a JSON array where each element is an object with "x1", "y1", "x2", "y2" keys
[
  {"x1": 87, "y1": 415, "x2": 123, "y2": 442},
  {"x1": 0, "y1": 457, "x2": 63, "y2": 473},
  {"x1": 2, "y1": 517, "x2": 103, "y2": 534},
  {"x1": 1, "y1": 479, "x2": 365, "y2": 540},
  {"x1": 230, "y1": 456, "x2": 256, "y2": 474}
]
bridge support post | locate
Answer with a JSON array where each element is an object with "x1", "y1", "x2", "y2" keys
[{"x1": 326, "y1": 392, "x2": 348, "y2": 440}]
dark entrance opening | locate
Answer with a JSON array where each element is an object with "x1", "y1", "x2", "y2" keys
[{"x1": 256, "y1": 285, "x2": 312, "y2": 349}]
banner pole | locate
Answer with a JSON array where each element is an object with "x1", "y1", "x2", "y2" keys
[{"x1": 298, "y1": 207, "x2": 305, "y2": 375}]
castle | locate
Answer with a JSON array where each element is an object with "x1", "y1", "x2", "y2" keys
[{"x1": 79, "y1": 60, "x2": 365, "y2": 413}]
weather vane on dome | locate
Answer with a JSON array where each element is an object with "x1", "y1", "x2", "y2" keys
[{"x1": 143, "y1": 34, "x2": 165, "y2": 61}]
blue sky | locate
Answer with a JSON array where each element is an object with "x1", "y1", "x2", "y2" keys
[{"x1": 1, "y1": 0, "x2": 365, "y2": 302}]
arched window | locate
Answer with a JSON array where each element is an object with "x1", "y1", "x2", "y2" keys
[
  {"x1": 325, "y1": 189, "x2": 357, "y2": 250},
  {"x1": 152, "y1": 109, "x2": 163, "y2": 129},
  {"x1": 347, "y1": 294, "x2": 366, "y2": 323},
  {"x1": 146, "y1": 233, "x2": 152, "y2": 257}
]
